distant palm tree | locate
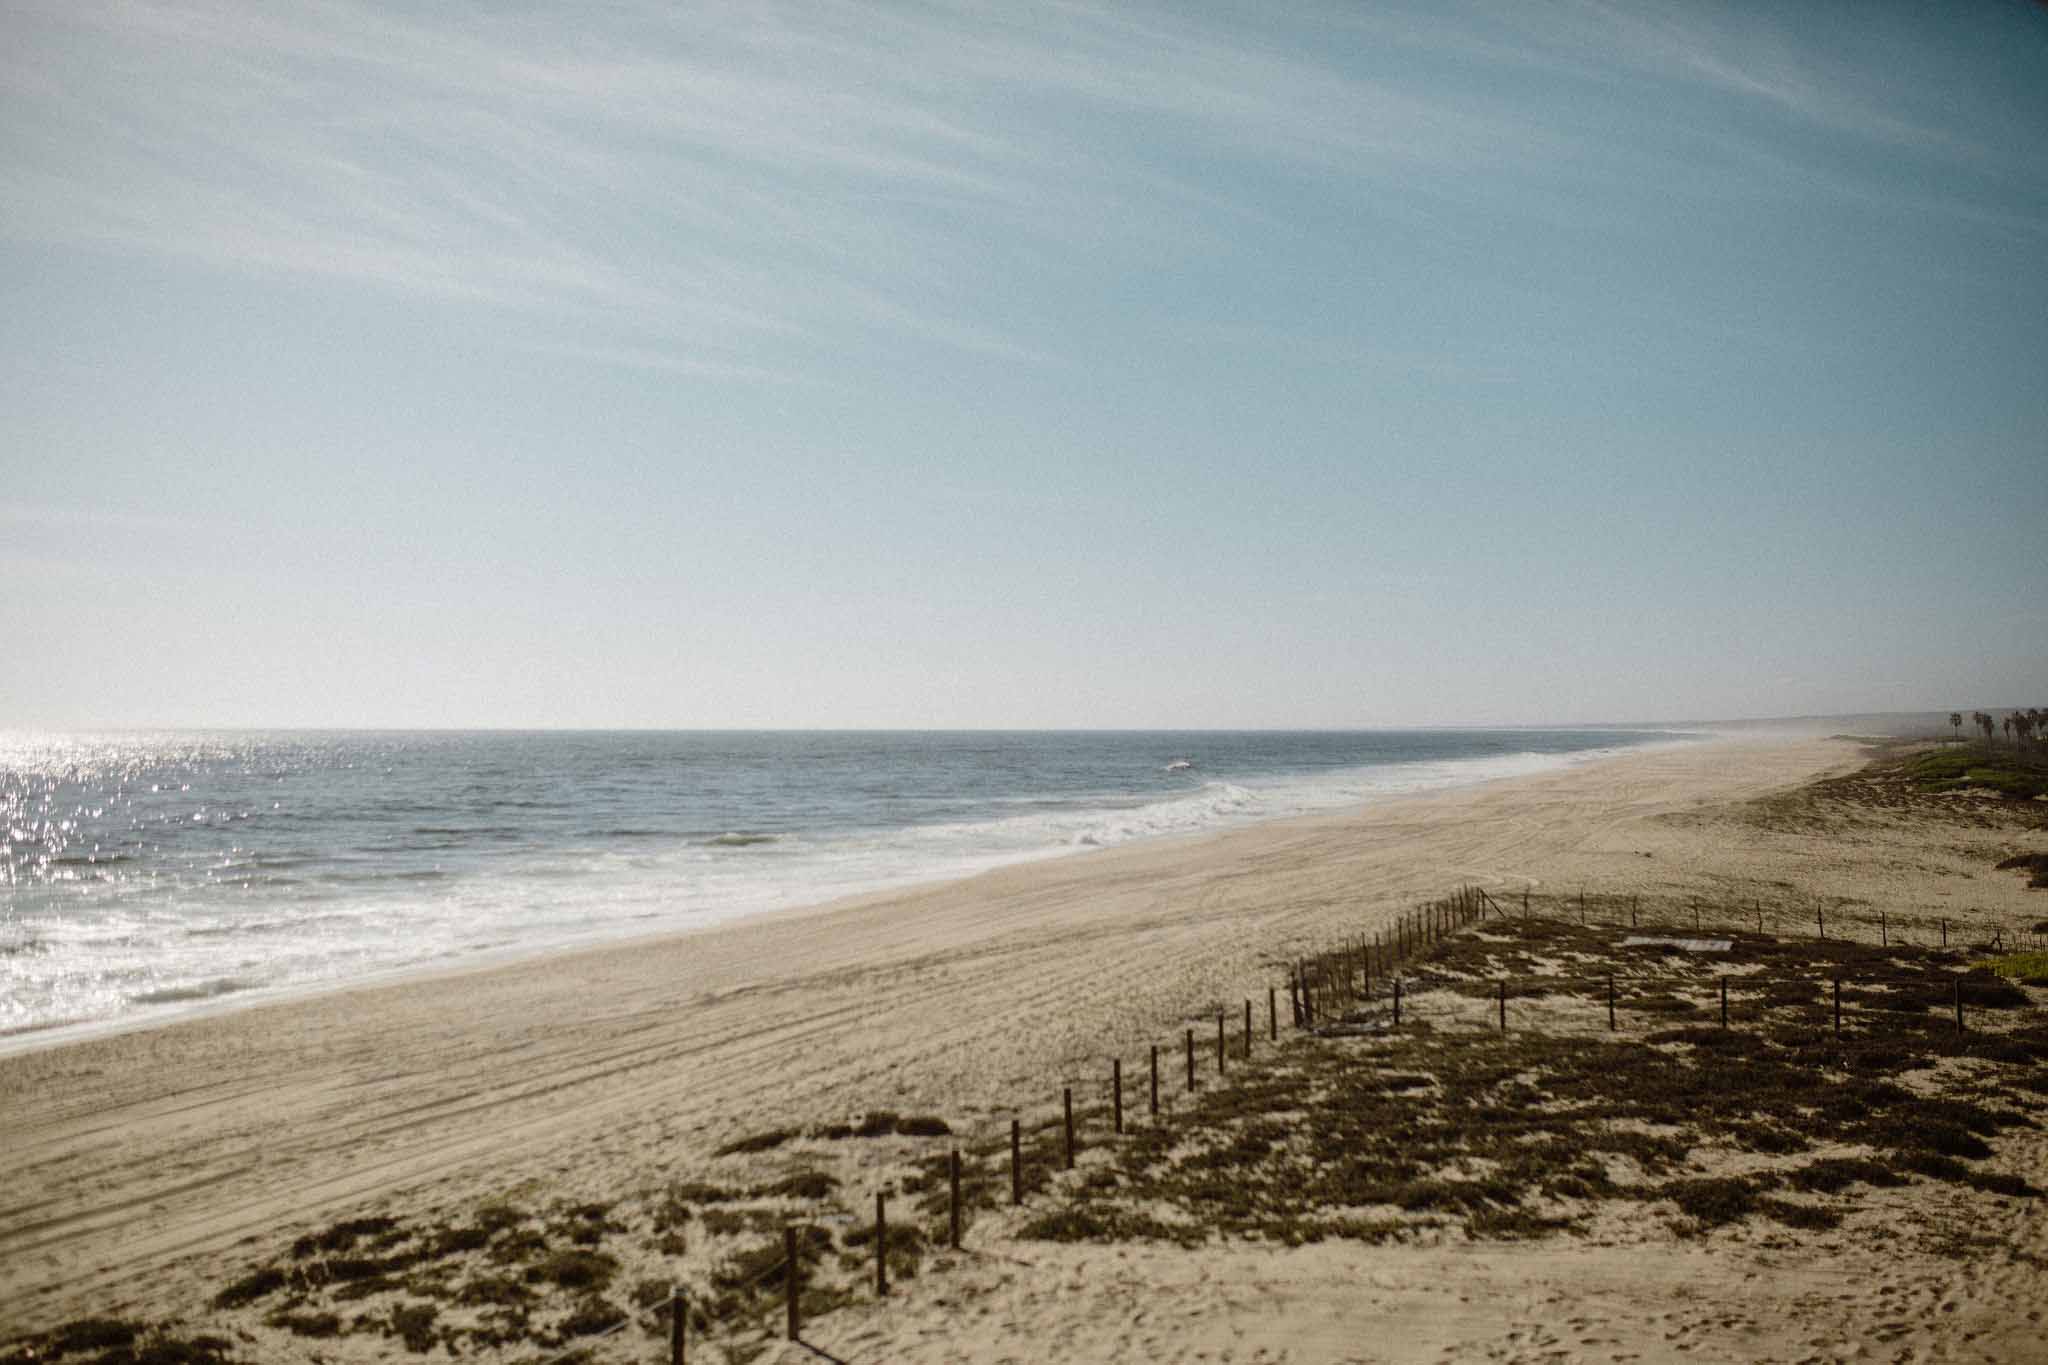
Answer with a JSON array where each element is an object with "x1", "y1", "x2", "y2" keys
[
  {"x1": 1950, "y1": 711, "x2": 1963, "y2": 742},
  {"x1": 1975, "y1": 711, "x2": 1996, "y2": 742},
  {"x1": 2004, "y1": 715, "x2": 2014, "y2": 743}
]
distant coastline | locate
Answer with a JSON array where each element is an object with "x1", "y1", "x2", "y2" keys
[{"x1": 2, "y1": 726, "x2": 1695, "y2": 1049}]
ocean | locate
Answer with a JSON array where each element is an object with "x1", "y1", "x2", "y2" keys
[{"x1": 1, "y1": 728, "x2": 1686, "y2": 1042}]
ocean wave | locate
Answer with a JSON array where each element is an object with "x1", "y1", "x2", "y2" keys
[
  {"x1": 131, "y1": 977, "x2": 256, "y2": 1006},
  {"x1": 1073, "y1": 782, "x2": 1261, "y2": 846},
  {"x1": 707, "y1": 832, "x2": 779, "y2": 847},
  {"x1": 184, "y1": 916, "x2": 336, "y2": 938},
  {"x1": 411, "y1": 826, "x2": 525, "y2": 839},
  {"x1": 319, "y1": 868, "x2": 450, "y2": 883}
]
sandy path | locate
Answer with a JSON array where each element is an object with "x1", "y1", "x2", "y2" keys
[
  {"x1": 765, "y1": 1211, "x2": 2047, "y2": 1365},
  {"x1": 7, "y1": 734, "x2": 2022, "y2": 1344}
]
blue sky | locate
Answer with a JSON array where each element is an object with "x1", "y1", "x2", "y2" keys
[{"x1": 3, "y1": 0, "x2": 2044, "y2": 728}]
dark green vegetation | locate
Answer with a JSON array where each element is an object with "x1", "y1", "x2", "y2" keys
[
  {"x1": 1013, "y1": 916, "x2": 2044, "y2": 1253},
  {"x1": 1743, "y1": 738, "x2": 2048, "y2": 840},
  {"x1": 1904, "y1": 742, "x2": 2048, "y2": 802},
  {"x1": 1981, "y1": 950, "x2": 2048, "y2": 986},
  {"x1": 1736, "y1": 739, "x2": 2047, "y2": 909}
]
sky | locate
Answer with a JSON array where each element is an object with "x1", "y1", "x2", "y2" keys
[{"x1": 2, "y1": 0, "x2": 2045, "y2": 730}]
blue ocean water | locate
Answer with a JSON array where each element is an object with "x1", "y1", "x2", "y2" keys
[{"x1": 1, "y1": 728, "x2": 1684, "y2": 1040}]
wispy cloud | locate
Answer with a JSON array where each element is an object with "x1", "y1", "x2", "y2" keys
[
  {"x1": 3, "y1": 0, "x2": 2037, "y2": 377},
  {"x1": 1573, "y1": 1, "x2": 1977, "y2": 159}
]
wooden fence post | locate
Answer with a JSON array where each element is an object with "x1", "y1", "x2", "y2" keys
[
  {"x1": 1113, "y1": 1059, "x2": 1123, "y2": 1135},
  {"x1": 785, "y1": 1225, "x2": 800, "y2": 1340},
  {"x1": 875, "y1": 1193, "x2": 888, "y2": 1297},
  {"x1": 1817, "y1": 907, "x2": 1824, "y2": 940},
  {"x1": 1010, "y1": 1119, "x2": 1021, "y2": 1206},
  {"x1": 1941, "y1": 918, "x2": 1947, "y2": 948},
  {"x1": 1063, "y1": 1088, "x2": 1074, "y2": 1169},
  {"x1": 1150, "y1": 1044, "x2": 1159, "y2": 1116},
  {"x1": 1244, "y1": 999, "x2": 1253, "y2": 1057},
  {"x1": 1216, "y1": 1011, "x2": 1226, "y2": 1074},
  {"x1": 1393, "y1": 977, "x2": 1402, "y2": 1026},
  {"x1": 1880, "y1": 912, "x2": 1887, "y2": 946},
  {"x1": 671, "y1": 1286, "x2": 686, "y2": 1365},
  {"x1": 949, "y1": 1149, "x2": 962, "y2": 1249},
  {"x1": 1268, "y1": 986, "x2": 1277, "y2": 1041},
  {"x1": 1185, "y1": 1029, "x2": 1196, "y2": 1090}
]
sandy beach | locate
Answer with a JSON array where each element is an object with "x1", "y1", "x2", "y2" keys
[{"x1": 6, "y1": 733, "x2": 2045, "y2": 1362}]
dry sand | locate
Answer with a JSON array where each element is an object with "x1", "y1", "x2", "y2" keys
[{"x1": 5, "y1": 734, "x2": 2045, "y2": 1362}]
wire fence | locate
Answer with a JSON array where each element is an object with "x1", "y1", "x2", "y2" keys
[{"x1": 555, "y1": 882, "x2": 2038, "y2": 1364}]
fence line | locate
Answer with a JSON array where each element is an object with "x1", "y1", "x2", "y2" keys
[{"x1": 323, "y1": 884, "x2": 2048, "y2": 1364}]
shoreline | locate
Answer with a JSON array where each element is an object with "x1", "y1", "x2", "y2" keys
[
  {"x1": 0, "y1": 730, "x2": 1705, "y2": 1061},
  {"x1": 15, "y1": 732, "x2": 2001, "y2": 1343}
]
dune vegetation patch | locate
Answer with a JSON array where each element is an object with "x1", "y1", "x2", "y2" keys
[
  {"x1": 1903, "y1": 745, "x2": 2048, "y2": 801},
  {"x1": 1980, "y1": 950, "x2": 2048, "y2": 985},
  {"x1": 1012, "y1": 914, "x2": 2045, "y2": 1256}
]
